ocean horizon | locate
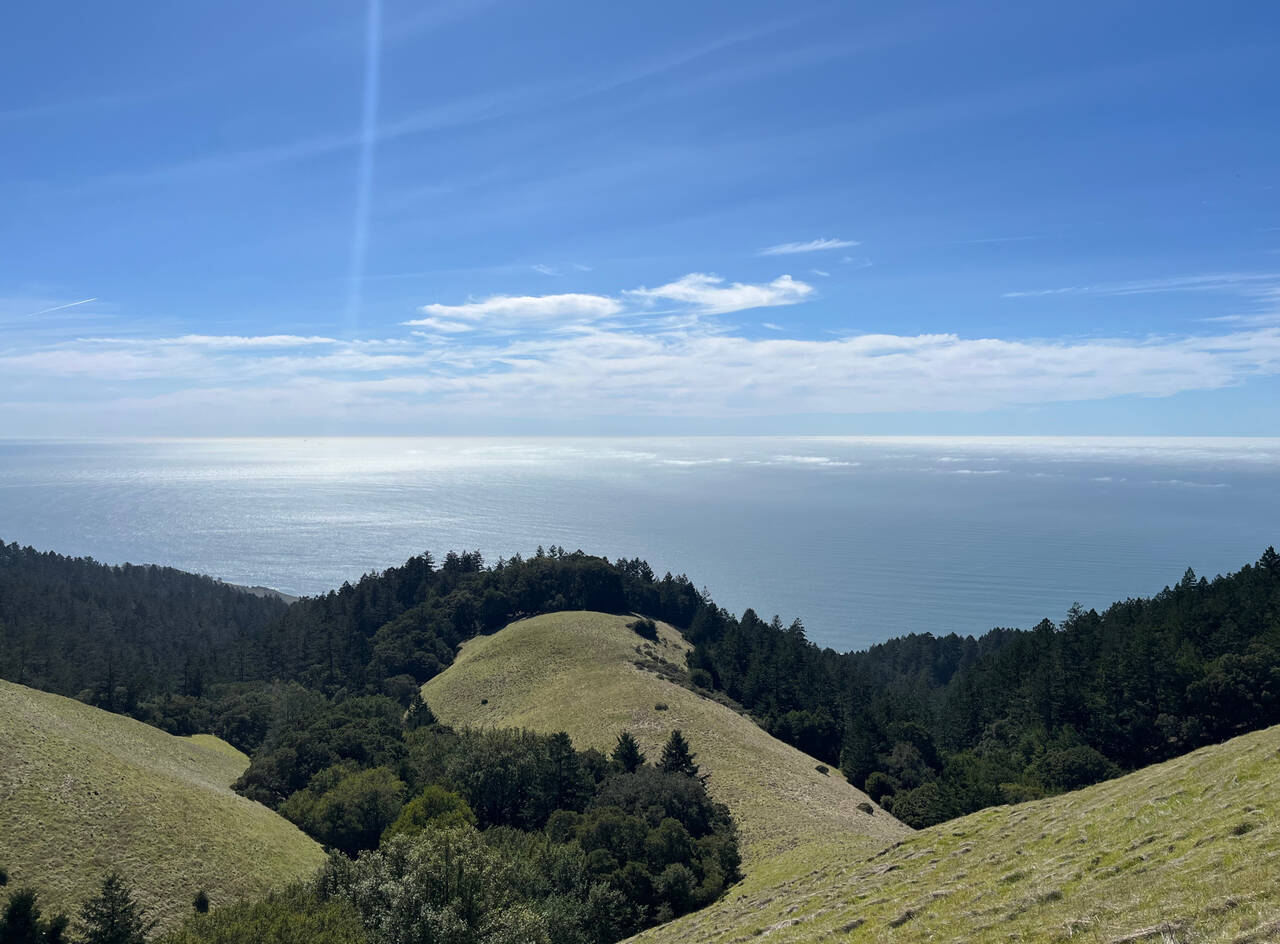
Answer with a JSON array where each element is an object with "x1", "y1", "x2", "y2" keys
[{"x1": 2, "y1": 435, "x2": 1277, "y2": 651}]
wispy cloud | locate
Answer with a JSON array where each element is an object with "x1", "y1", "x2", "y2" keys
[
  {"x1": 627, "y1": 273, "x2": 813, "y2": 314},
  {"x1": 759, "y1": 237, "x2": 859, "y2": 256},
  {"x1": 25, "y1": 297, "x2": 98, "y2": 317},
  {"x1": 80, "y1": 334, "x2": 343, "y2": 348},
  {"x1": 532, "y1": 264, "x2": 559, "y2": 276},
  {"x1": 1004, "y1": 273, "x2": 1280, "y2": 299}
]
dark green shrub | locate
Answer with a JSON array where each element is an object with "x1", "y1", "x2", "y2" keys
[{"x1": 864, "y1": 771, "x2": 897, "y2": 804}]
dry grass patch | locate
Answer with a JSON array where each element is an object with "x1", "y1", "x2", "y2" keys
[{"x1": 0, "y1": 680, "x2": 325, "y2": 932}]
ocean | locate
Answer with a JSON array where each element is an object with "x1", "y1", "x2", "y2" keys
[{"x1": 1, "y1": 436, "x2": 1277, "y2": 651}]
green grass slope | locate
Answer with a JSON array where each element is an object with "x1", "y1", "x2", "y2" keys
[
  {"x1": 633, "y1": 722, "x2": 1280, "y2": 944},
  {"x1": 421, "y1": 611, "x2": 909, "y2": 869},
  {"x1": 0, "y1": 680, "x2": 326, "y2": 932}
]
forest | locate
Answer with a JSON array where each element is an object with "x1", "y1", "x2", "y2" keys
[{"x1": 1, "y1": 538, "x2": 1279, "y2": 942}]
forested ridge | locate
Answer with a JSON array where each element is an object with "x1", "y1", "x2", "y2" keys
[{"x1": 2, "y1": 539, "x2": 1278, "y2": 835}]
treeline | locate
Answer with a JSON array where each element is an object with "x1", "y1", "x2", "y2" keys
[
  {"x1": 4, "y1": 539, "x2": 1279, "y2": 834},
  {"x1": 0, "y1": 542, "x2": 286, "y2": 711},
  {"x1": 0, "y1": 542, "x2": 700, "y2": 723},
  {"x1": 684, "y1": 548, "x2": 1280, "y2": 826}
]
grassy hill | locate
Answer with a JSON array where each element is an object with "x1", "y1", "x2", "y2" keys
[
  {"x1": 421, "y1": 611, "x2": 909, "y2": 867},
  {"x1": 631, "y1": 720, "x2": 1280, "y2": 943},
  {"x1": 0, "y1": 680, "x2": 326, "y2": 932},
  {"x1": 424, "y1": 611, "x2": 1280, "y2": 944}
]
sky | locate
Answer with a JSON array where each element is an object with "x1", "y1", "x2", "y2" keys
[{"x1": 3, "y1": 0, "x2": 1279, "y2": 437}]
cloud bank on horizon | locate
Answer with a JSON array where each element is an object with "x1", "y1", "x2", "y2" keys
[
  {"x1": 3, "y1": 0, "x2": 1279, "y2": 435},
  {"x1": 4, "y1": 266, "x2": 1280, "y2": 436}
]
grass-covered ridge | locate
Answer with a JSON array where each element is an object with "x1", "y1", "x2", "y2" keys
[
  {"x1": 633, "y1": 721, "x2": 1280, "y2": 943},
  {"x1": 0, "y1": 679, "x2": 326, "y2": 932},
  {"x1": 421, "y1": 611, "x2": 909, "y2": 867}
]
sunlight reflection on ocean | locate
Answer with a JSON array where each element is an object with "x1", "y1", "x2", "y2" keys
[{"x1": 1, "y1": 437, "x2": 1277, "y2": 650}]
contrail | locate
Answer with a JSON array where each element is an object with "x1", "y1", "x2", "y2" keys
[
  {"x1": 26, "y1": 297, "x2": 98, "y2": 317},
  {"x1": 344, "y1": 0, "x2": 382, "y2": 334}
]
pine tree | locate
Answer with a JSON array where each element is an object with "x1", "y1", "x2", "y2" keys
[
  {"x1": 78, "y1": 874, "x2": 150, "y2": 944},
  {"x1": 405, "y1": 692, "x2": 437, "y2": 731},
  {"x1": 1, "y1": 890, "x2": 44, "y2": 944},
  {"x1": 612, "y1": 731, "x2": 646, "y2": 773},
  {"x1": 658, "y1": 729, "x2": 699, "y2": 778},
  {"x1": 0, "y1": 889, "x2": 65, "y2": 944}
]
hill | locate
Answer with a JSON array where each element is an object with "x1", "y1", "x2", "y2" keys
[
  {"x1": 422, "y1": 611, "x2": 1280, "y2": 944},
  {"x1": 0, "y1": 680, "x2": 326, "y2": 932},
  {"x1": 631, "y1": 719, "x2": 1280, "y2": 943},
  {"x1": 421, "y1": 611, "x2": 909, "y2": 868}
]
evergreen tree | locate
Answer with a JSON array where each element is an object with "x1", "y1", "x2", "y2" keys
[
  {"x1": 658, "y1": 730, "x2": 698, "y2": 778},
  {"x1": 0, "y1": 889, "x2": 65, "y2": 944},
  {"x1": 404, "y1": 692, "x2": 437, "y2": 731},
  {"x1": 612, "y1": 732, "x2": 645, "y2": 773},
  {"x1": 1, "y1": 890, "x2": 43, "y2": 944},
  {"x1": 78, "y1": 874, "x2": 150, "y2": 944}
]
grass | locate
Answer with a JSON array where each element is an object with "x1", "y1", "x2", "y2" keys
[
  {"x1": 630, "y1": 716, "x2": 1280, "y2": 944},
  {"x1": 422, "y1": 611, "x2": 908, "y2": 868},
  {"x1": 424, "y1": 611, "x2": 1280, "y2": 944},
  {"x1": 0, "y1": 680, "x2": 326, "y2": 933}
]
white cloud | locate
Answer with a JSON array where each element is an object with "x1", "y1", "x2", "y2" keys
[
  {"x1": 627, "y1": 273, "x2": 813, "y2": 314},
  {"x1": 759, "y1": 237, "x2": 859, "y2": 256},
  {"x1": 1004, "y1": 273, "x2": 1280, "y2": 299},
  {"x1": 810, "y1": 269, "x2": 830, "y2": 277},
  {"x1": 8, "y1": 263, "x2": 1280, "y2": 434},
  {"x1": 9, "y1": 320, "x2": 1280, "y2": 433},
  {"x1": 532, "y1": 264, "x2": 559, "y2": 276},
  {"x1": 81, "y1": 334, "x2": 342, "y2": 348},
  {"x1": 412, "y1": 318, "x2": 474, "y2": 334},
  {"x1": 405, "y1": 292, "x2": 623, "y2": 326}
]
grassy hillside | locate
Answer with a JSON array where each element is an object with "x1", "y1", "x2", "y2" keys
[
  {"x1": 0, "y1": 680, "x2": 326, "y2": 932},
  {"x1": 423, "y1": 610, "x2": 1280, "y2": 943},
  {"x1": 633, "y1": 721, "x2": 1280, "y2": 944},
  {"x1": 421, "y1": 611, "x2": 908, "y2": 867}
]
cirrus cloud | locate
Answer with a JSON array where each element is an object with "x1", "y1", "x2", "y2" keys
[{"x1": 759, "y1": 237, "x2": 859, "y2": 256}]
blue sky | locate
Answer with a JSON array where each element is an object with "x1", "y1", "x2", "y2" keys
[{"x1": 3, "y1": 0, "x2": 1279, "y2": 436}]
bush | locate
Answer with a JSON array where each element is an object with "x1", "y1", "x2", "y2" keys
[
  {"x1": 163, "y1": 886, "x2": 368, "y2": 944},
  {"x1": 383, "y1": 785, "x2": 476, "y2": 842},
  {"x1": 1029, "y1": 745, "x2": 1120, "y2": 792},
  {"x1": 887, "y1": 781, "x2": 953, "y2": 828},
  {"x1": 193, "y1": 889, "x2": 210, "y2": 914},
  {"x1": 688, "y1": 668, "x2": 713, "y2": 689},
  {"x1": 815, "y1": 764, "x2": 829, "y2": 775},
  {"x1": 280, "y1": 764, "x2": 405, "y2": 856},
  {"x1": 863, "y1": 771, "x2": 897, "y2": 804},
  {"x1": 857, "y1": 801, "x2": 874, "y2": 815},
  {"x1": 628, "y1": 619, "x2": 659, "y2": 641}
]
